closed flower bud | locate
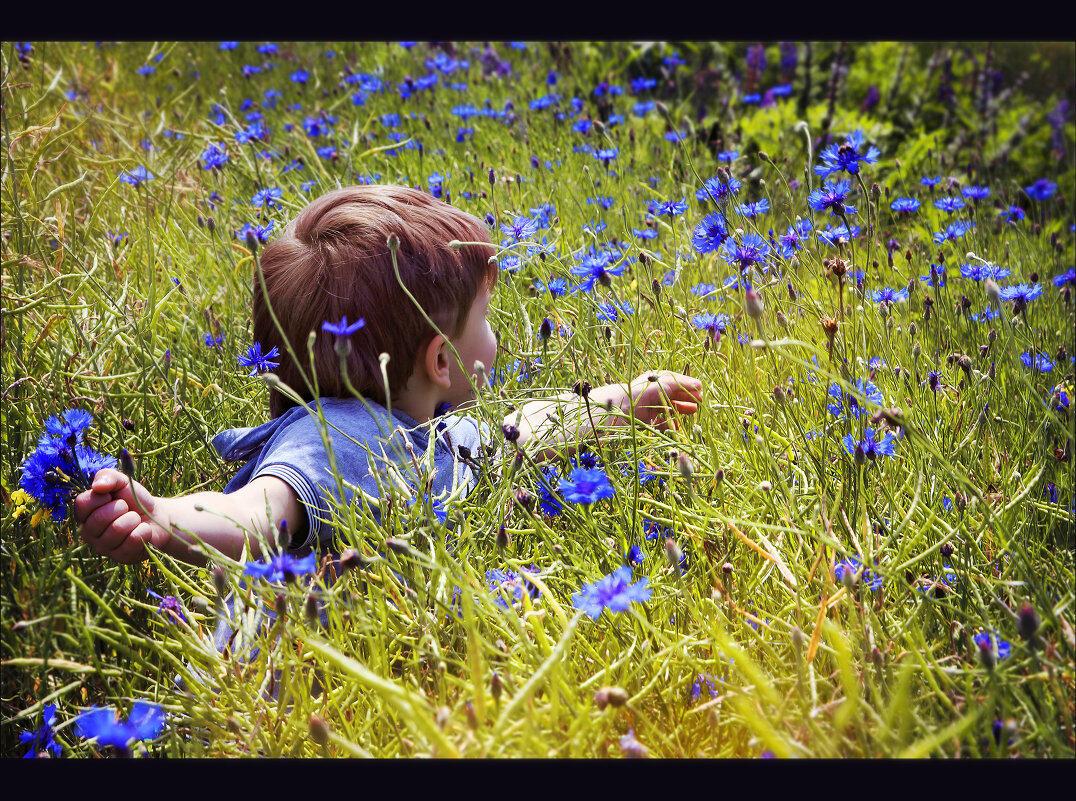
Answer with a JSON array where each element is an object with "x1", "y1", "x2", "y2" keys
[
  {"x1": 339, "y1": 548, "x2": 363, "y2": 572},
  {"x1": 386, "y1": 538, "x2": 412, "y2": 555},
  {"x1": 309, "y1": 714, "x2": 330, "y2": 747},
  {"x1": 501, "y1": 423, "x2": 520, "y2": 443},
  {"x1": 1017, "y1": 602, "x2": 1040, "y2": 644},
  {"x1": 677, "y1": 452, "x2": 694, "y2": 479},
  {"x1": 496, "y1": 524, "x2": 509, "y2": 549},
  {"x1": 305, "y1": 593, "x2": 320, "y2": 625},
  {"x1": 791, "y1": 626, "x2": 805, "y2": 650},
  {"x1": 490, "y1": 671, "x2": 503, "y2": 701},
  {"x1": 386, "y1": 232, "x2": 400, "y2": 251},
  {"x1": 488, "y1": 168, "x2": 496, "y2": 185},
  {"x1": 274, "y1": 592, "x2": 287, "y2": 618},
  {"x1": 715, "y1": 468, "x2": 725, "y2": 483},
  {"x1": 212, "y1": 565, "x2": 227, "y2": 597},
  {"x1": 120, "y1": 448, "x2": 135, "y2": 477},
  {"x1": 744, "y1": 286, "x2": 764, "y2": 319},
  {"x1": 940, "y1": 542, "x2": 954, "y2": 558},
  {"x1": 539, "y1": 317, "x2": 553, "y2": 341},
  {"x1": 122, "y1": 417, "x2": 136, "y2": 431},
  {"x1": 514, "y1": 487, "x2": 535, "y2": 511},
  {"x1": 665, "y1": 537, "x2": 685, "y2": 574},
  {"x1": 594, "y1": 686, "x2": 629, "y2": 710},
  {"x1": 464, "y1": 701, "x2": 478, "y2": 730},
  {"x1": 977, "y1": 638, "x2": 996, "y2": 670}
]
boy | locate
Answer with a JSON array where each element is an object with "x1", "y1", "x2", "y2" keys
[{"x1": 75, "y1": 185, "x2": 703, "y2": 565}]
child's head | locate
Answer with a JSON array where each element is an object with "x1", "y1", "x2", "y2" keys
[{"x1": 253, "y1": 185, "x2": 498, "y2": 418}]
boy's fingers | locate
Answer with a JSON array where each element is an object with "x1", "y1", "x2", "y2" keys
[
  {"x1": 91, "y1": 468, "x2": 128, "y2": 494},
  {"x1": 74, "y1": 489, "x2": 113, "y2": 525},
  {"x1": 107, "y1": 524, "x2": 151, "y2": 564},
  {"x1": 81, "y1": 499, "x2": 129, "y2": 543},
  {"x1": 672, "y1": 400, "x2": 698, "y2": 414}
]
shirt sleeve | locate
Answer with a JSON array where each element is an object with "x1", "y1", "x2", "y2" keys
[{"x1": 249, "y1": 413, "x2": 377, "y2": 552}]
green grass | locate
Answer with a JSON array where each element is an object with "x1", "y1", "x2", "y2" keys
[{"x1": 2, "y1": 40, "x2": 1074, "y2": 758}]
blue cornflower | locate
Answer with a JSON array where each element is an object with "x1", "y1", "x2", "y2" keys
[
  {"x1": 290, "y1": 69, "x2": 309, "y2": 84},
  {"x1": 808, "y1": 180, "x2": 856, "y2": 216},
  {"x1": 998, "y1": 283, "x2": 1042, "y2": 306},
  {"x1": 19, "y1": 703, "x2": 62, "y2": 758},
  {"x1": 920, "y1": 264, "x2": 947, "y2": 288},
  {"x1": 19, "y1": 410, "x2": 117, "y2": 523},
  {"x1": 596, "y1": 300, "x2": 633, "y2": 322},
  {"x1": 691, "y1": 212, "x2": 729, "y2": 254},
  {"x1": 736, "y1": 198, "x2": 771, "y2": 218},
  {"x1": 692, "y1": 313, "x2": 730, "y2": 337},
  {"x1": 842, "y1": 428, "x2": 898, "y2": 460},
  {"x1": 626, "y1": 545, "x2": 645, "y2": 567},
  {"x1": 962, "y1": 185, "x2": 990, "y2": 201},
  {"x1": 533, "y1": 277, "x2": 569, "y2": 296},
  {"x1": 696, "y1": 176, "x2": 742, "y2": 203},
  {"x1": 571, "y1": 251, "x2": 627, "y2": 292},
  {"x1": 818, "y1": 224, "x2": 861, "y2": 247},
  {"x1": 75, "y1": 701, "x2": 166, "y2": 751},
  {"x1": 1024, "y1": 179, "x2": 1057, "y2": 202},
  {"x1": 691, "y1": 674, "x2": 719, "y2": 702},
  {"x1": 427, "y1": 172, "x2": 445, "y2": 199},
  {"x1": 958, "y1": 262, "x2": 1005, "y2": 281},
  {"x1": 834, "y1": 556, "x2": 883, "y2": 591},
  {"x1": 814, "y1": 130, "x2": 880, "y2": 179},
  {"x1": 890, "y1": 197, "x2": 920, "y2": 214},
  {"x1": 999, "y1": 205, "x2": 1025, "y2": 224},
  {"x1": 147, "y1": 590, "x2": 188, "y2": 625},
  {"x1": 243, "y1": 551, "x2": 317, "y2": 583},
  {"x1": 203, "y1": 333, "x2": 224, "y2": 349},
  {"x1": 594, "y1": 147, "x2": 619, "y2": 165},
  {"x1": 119, "y1": 165, "x2": 154, "y2": 187},
  {"x1": 201, "y1": 143, "x2": 229, "y2": 171},
  {"x1": 558, "y1": 467, "x2": 615, "y2": 504},
  {"x1": 742, "y1": 93, "x2": 762, "y2": 105},
  {"x1": 920, "y1": 176, "x2": 942, "y2": 189},
  {"x1": 321, "y1": 315, "x2": 366, "y2": 337},
  {"x1": 237, "y1": 220, "x2": 275, "y2": 244},
  {"x1": 664, "y1": 130, "x2": 688, "y2": 143},
  {"x1": 973, "y1": 631, "x2": 1012, "y2": 661},
  {"x1": 407, "y1": 493, "x2": 447, "y2": 524},
  {"x1": 316, "y1": 145, "x2": 337, "y2": 160},
  {"x1": 573, "y1": 566, "x2": 652, "y2": 619},
  {"x1": 932, "y1": 220, "x2": 974, "y2": 245},
  {"x1": 827, "y1": 380, "x2": 883, "y2": 419},
  {"x1": 501, "y1": 215, "x2": 539, "y2": 242},
  {"x1": 633, "y1": 228, "x2": 659, "y2": 241},
  {"x1": 721, "y1": 233, "x2": 770, "y2": 271},
  {"x1": 537, "y1": 466, "x2": 564, "y2": 517},
  {"x1": 1020, "y1": 352, "x2": 1054, "y2": 373},
  {"x1": 934, "y1": 196, "x2": 965, "y2": 213},
  {"x1": 868, "y1": 286, "x2": 909, "y2": 304},
  {"x1": 237, "y1": 342, "x2": 280, "y2": 376},
  {"x1": 643, "y1": 517, "x2": 671, "y2": 541},
  {"x1": 777, "y1": 219, "x2": 813, "y2": 259},
  {"x1": 486, "y1": 567, "x2": 541, "y2": 609},
  {"x1": 251, "y1": 187, "x2": 283, "y2": 210},
  {"x1": 1052, "y1": 268, "x2": 1075, "y2": 287},
  {"x1": 648, "y1": 198, "x2": 689, "y2": 217},
  {"x1": 718, "y1": 150, "x2": 739, "y2": 162}
]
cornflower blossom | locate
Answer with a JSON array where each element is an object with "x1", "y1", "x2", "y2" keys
[
  {"x1": 808, "y1": 180, "x2": 856, "y2": 216},
  {"x1": 251, "y1": 187, "x2": 283, "y2": 210},
  {"x1": 237, "y1": 342, "x2": 280, "y2": 376},
  {"x1": 868, "y1": 286, "x2": 910, "y2": 304},
  {"x1": 486, "y1": 567, "x2": 541, "y2": 609},
  {"x1": 243, "y1": 551, "x2": 317, "y2": 583},
  {"x1": 573, "y1": 566, "x2": 652, "y2": 619},
  {"x1": 973, "y1": 631, "x2": 1012, "y2": 661},
  {"x1": 19, "y1": 703, "x2": 62, "y2": 758},
  {"x1": 890, "y1": 197, "x2": 920, "y2": 214},
  {"x1": 843, "y1": 428, "x2": 898, "y2": 460},
  {"x1": 833, "y1": 556, "x2": 884, "y2": 591},
  {"x1": 647, "y1": 198, "x2": 688, "y2": 217},
  {"x1": 75, "y1": 702, "x2": 166, "y2": 751},
  {"x1": 827, "y1": 380, "x2": 883, "y2": 419},
  {"x1": 1020, "y1": 352, "x2": 1054, "y2": 373},
  {"x1": 814, "y1": 130, "x2": 880, "y2": 178},
  {"x1": 119, "y1": 165, "x2": 154, "y2": 187},
  {"x1": 933, "y1": 196, "x2": 966, "y2": 213},
  {"x1": 691, "y1": 213, "x2": 729, "y2": 254},
  {"x1": 1024, "y1": 179, "x2": 1057, "y2": 201},
  {"x1": 721, "y1": 233, "x2": 770, "y2": 271},
  {"x1": 501, "y1": 215, "x2": 539, "y2": 242},
  {"x1": 960, "y1": 262, "x2": 1011, "y2": 281},
  {"x1": 736, "y1": 198, "x2": 770, "y2": 218},
  {"x1": 696, "y1": 176, "x2": 742, "y2": 203}
]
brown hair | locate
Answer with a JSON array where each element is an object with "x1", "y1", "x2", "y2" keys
[{"x1": 252, "y1": 185, "x2": 497, "y2": 418}]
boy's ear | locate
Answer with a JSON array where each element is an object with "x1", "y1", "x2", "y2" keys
[{"x1": 422, "y1": 334, "x2": 452, "y2": 390}]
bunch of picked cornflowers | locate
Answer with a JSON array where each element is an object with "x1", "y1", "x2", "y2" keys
[{"x1": 18, "y1": 408, "x2": 117, "y2": 524}]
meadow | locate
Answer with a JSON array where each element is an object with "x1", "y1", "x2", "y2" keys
[{"x1": 2, "y1": 40, "x2": 1074, "y2": 758}]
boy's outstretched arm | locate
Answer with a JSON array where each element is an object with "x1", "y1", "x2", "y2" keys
[
  {"x1": 506, "y1": 370, "x2": 703, "y2": 457},
  {"x1": 75, "y1": 469, "x2": 304, "y2": 566}
]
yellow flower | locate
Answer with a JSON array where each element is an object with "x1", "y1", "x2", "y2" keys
[
  {"x1": 30, "y1": 507, "x2": 51, "y2": 528},
  {"x1": 9, "y1": 488, "x2": 34, "y2": 520}
]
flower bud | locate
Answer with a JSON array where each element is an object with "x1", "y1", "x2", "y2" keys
[
  {"x1": 274, "y1": 593, "x2": 287, "y2": 618},
  {"x1": 501, "y1": 423, "x2": 520, "y2": 443},
  {"x1": 386, "y1": 232, "x2": 400, "y2": 251},
  {"x1": 309, "y1": 714, "x2": 330, "y2": 746},
  {"x1": 212, "y1": 565, "x2": 227, "y2": 597},
  {"x1": 594, "y1": 686, "x2": 629, "y2": 710},
  {"x1": 985, "y1": 278, "x2": 1001, "y2": 303},
  {"x1": 1017, "y1": 602, "x2": 1040, "y2": 644},
  {"x1": 791, "y1": 626, "x2": 805, "y2": 650},
  {"x1": 305, "y1": 593, "x2": 320, "y2": 626},
  {"x1": 490, "y1": 671, "x2": 503, "y2": 701},
  {"x1": 744, "y1": 286, "x2": 764, "y2": 319},
  {"x1": 677, "y1": 452, "x2": 694, "y2": 479},
  {"x1": 539, "y1": 317, "x2": 553, "y2": 341},
  {"x1": 339, "y1": 548, "x2": 363, "y2": 572}
]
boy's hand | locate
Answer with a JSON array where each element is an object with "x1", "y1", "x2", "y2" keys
[
  {"x1": 74, "y1": 468, "x2": 170, "y2": 564},
  {"x1": 626, "y1": 371, "x2": 703, "y2": 430}
]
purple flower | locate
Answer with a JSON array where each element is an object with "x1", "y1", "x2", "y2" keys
[
  {"x1": 815, "y1": 130, "x2": 880, "y2": 179},
  {"x1": 75, "y1": 701, "x2": 166, "y2": 751},
  {"x1": 237, "y1": 341, "x2": 280, "y2": 376},
  {"x1": 691, "y1": 212, "x2": 729, "y2": 254},
  {"x1": 721, "y1": 233, "x2": 770, "y2": 271},
  {"x1": 808, "y1": 180, "x2": 856, "y2": 216},
  {"x1": 573, "y1": 566, "x2": 651, "y2": 619},
  {"x1": 842, "y1": 428, "x2": 898, "y2": 460},
  {"x1": 243, "y1": 551, "x2": 317, "y2": 583}
]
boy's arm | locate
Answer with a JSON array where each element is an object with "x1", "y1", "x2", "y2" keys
[
  {"x1": 76, "y1": 469, "x2": 305, "y2": 566},
  {"x1": 507, "y1": 371, "x2": 703, "y2": 457}
]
